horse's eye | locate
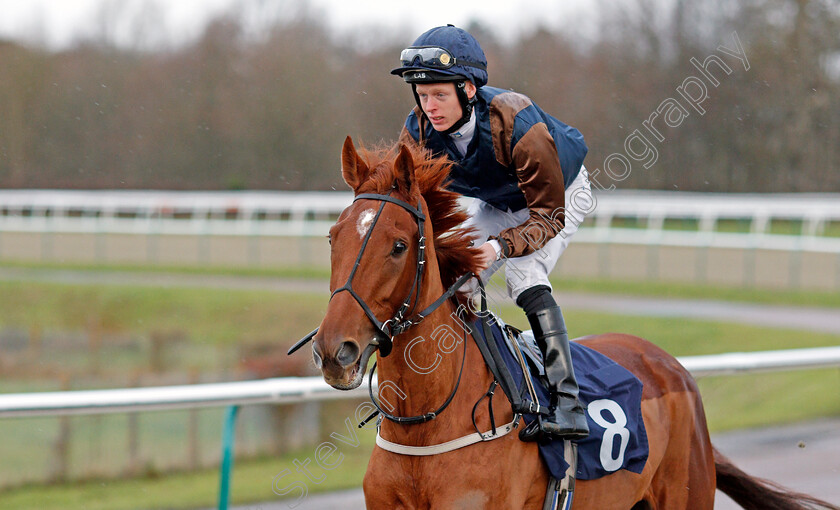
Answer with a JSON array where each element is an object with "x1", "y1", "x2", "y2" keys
[
  {"x1": 327, "y1": 234, "x2": 332, "y2": 246},
  {"x1": 391, "y1": 240, "x2": 408, "y2": 256}
]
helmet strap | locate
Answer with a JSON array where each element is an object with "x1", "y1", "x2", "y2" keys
[
  {"x1": 411, "y1": 83, "x2": 422, "y2": 114},
  {"x1": 442, "y1": 81, "x2": 476, "y2": 135}
]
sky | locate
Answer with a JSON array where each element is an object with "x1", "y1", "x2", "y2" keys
[{"x1": 0, "y1": 0, "x2": 594, "y2": 50}]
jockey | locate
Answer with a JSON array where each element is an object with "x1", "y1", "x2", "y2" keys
[{"x1": 391, "y1": 25, "x2": 593, "y2": 441}]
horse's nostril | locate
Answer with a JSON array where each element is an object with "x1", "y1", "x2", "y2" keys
[
  {"x1": 312, "y1": 345, "x2": 323, "y2": 369},
  {"x1": 336, "y1": 341, "x2": 360, "y2": 367}
]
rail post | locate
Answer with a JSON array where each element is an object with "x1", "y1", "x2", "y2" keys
[{"x1": 218, "y1": 405, "x2": 240, "y2": 510}]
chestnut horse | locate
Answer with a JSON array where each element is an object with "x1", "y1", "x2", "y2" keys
[{"x1": 309, "y1": 137, "x2": 839, "y2": 510}]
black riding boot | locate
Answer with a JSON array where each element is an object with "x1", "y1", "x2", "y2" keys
[{"x1": 527, "y1": 305, "x2": 589, "y2": 440}]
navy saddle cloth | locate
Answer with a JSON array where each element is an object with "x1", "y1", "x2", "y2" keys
[{"x1": 472, "y1": 316, "x2": 649, "y2": 481}]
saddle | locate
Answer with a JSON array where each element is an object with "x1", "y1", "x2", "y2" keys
[{"x1": 466, "y1": 312, "x2": 649, "y2": 486}]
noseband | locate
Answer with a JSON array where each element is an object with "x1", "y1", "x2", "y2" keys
[{"x1": 330, "y1": 192, "x2": 427, "y2": 357}]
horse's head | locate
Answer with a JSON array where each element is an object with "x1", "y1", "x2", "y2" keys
[{"x1": 312, "y1": 137, "x2": 432, "y2": 389}]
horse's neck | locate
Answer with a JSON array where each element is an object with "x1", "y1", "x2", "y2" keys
[
  {"x1": 376, "y1": 292, "x2": 497, "y2": 441},
  {"x1": 376, "y1": 300, "x2": 462, "y2": 403}
]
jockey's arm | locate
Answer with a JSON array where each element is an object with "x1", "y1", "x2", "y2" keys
[{"x1": 492, "y1": 123, "x2": 566, "y2": 259}]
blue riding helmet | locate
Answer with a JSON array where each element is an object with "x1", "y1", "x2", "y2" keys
[{"x1": 390, "y1": 25, "x2": 488, "y2": 88}]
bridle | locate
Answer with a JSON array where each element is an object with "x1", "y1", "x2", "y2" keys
[
  {"x1": 285, "y1": 188, "x2": 473, "y2": 359},
  {"x1": 286, "y1": 187, "x2": 478, "y2": 425},
  {"x1": 330, "y1": 191, "x2": 427, "y2": 358},
  {"x1": 332, "y1": 189, "x2": 476, "y2": 425}
]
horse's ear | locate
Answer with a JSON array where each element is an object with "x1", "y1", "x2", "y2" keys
[
  {"x1": 394, "y1": 143, "x2": 416, "y2": 196},
  {"x1": 341, "y1": 136, "x2": 370, "y2": 192}
]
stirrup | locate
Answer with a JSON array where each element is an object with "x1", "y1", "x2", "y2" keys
[
  {"x1": 540, "y1": 419, "x2": 589, "y2": 441},
  {"x1": 518, "y1": 414, "x2": 588, "y2": 443},
  {"x1": 519, "y1": 415, "x2": 546, "y2": 443},
  {"x1": 544, "y1": 392, "x2": 589, "y2": 439}
]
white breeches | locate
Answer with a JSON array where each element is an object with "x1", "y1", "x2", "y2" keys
[{"x1": 462, "y1": 167, "x2": 593, "y2": 302}]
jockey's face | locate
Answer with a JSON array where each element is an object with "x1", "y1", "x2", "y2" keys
[{"x1": 415, "y1": 81, "x2": 476, "y2": 132}]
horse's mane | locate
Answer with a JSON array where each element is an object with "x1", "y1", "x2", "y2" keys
[{"x1": 354, "y1": 142, "x2": 483, "y2": 299}]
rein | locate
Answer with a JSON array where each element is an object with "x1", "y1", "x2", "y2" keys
[{"x1": 366, "y1": 318, "x2": 468, "y2": 425}]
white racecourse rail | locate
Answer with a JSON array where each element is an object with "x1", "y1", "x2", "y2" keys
[
  {"x1": 1, "y1": 189, "x2": 840, "y2": 253},
  {"x1": 2, "y1": 346, "x2": 840, "y2": 418}
]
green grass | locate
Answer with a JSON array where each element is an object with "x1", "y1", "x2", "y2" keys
[
  {"x1": 4, "y1": 274, "x2": 838, "y2": 362},
  {"x1": 609, "y1": 216, "x2": 647, "y2": 229},
  {"x1": 0, "y1": 259, "x2": 331, "y2": 281},
  {"x1": 715, "y1": 218, "x2": 752, "y2": 233},
  {"x1": 551, "y1": 276, "x2": 840, "y2": 309},
  {"x1": 0, "y1": 280, "x2": 326, "y2": 348},
  {"x1": 5, "y1": 259, "x2": 840, "y2": 309},
  {"x1": 825, "y1": 221, "x2": 840, "y2": 237},
  {"x1": 496, "y1": 305, "x2": 840, "y2": 357},
  {"x1": 662, "y1": 218, "x2": 700, "y2": 231},
  {"x1": 768, "y1": 219, "x2": 803, "y2": 235},
  {"x1": 0, "y1": 425, "x2": 377, "y2": 510},
  {"x1": 580, "y1": 216, "x2": 840, "y2": 237},
  {"x1": 697, "y1": 369, "x2": 840, "y2": 430},
  {"x1": 707, "y1": 217, "x2": 812, "y2": 234}
]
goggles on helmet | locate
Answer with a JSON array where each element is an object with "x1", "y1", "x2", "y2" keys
[{"x1": 399, "y1": 46, "x2": 486, "y2": 71}]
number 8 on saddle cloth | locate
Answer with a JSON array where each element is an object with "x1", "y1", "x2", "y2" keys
[{"x1": 474, "y1": 314, "x2": 650, "y2": 482}]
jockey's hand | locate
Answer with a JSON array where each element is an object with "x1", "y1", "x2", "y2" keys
[{"x1": 475, "y1": 242, "x2": 498, "y2": 272}]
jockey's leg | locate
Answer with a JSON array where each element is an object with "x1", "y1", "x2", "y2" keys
[{"x1": 519, "y1": 285, "x2": 589, "y2": 440}]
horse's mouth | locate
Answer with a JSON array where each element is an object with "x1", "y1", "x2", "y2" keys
[{"x1": 327, "y1": 342, "x2": 377, "y2": 390}]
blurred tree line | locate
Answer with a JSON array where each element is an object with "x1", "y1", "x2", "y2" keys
[{"x1": 0, "y1": 0, "x2": 837, "y2": 192}]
